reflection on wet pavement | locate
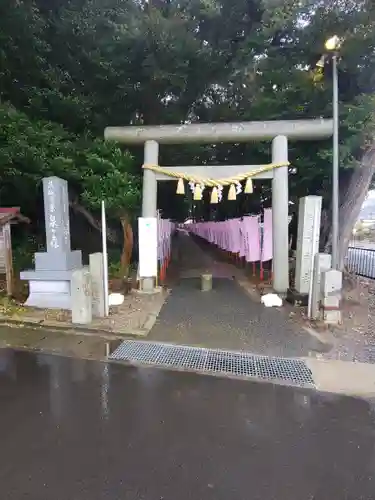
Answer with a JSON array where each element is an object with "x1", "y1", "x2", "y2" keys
[{"x1": 0, "y1": 349, "x2": 374, "y2": 499}]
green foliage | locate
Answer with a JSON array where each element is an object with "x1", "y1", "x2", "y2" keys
[
  {"x1": 80, "y1": 148, "x2": 141, "y2": 218},
  {"x1": 0, "y1": 102, "x2": 140, "y2": 220},
  {"x1": 0, "y1": 0, "x2": 375, "y2": 227}
]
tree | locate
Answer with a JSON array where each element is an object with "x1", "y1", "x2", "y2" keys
[
  {"x1": 0, "y1": 102, "x2": 141, "y2": 272},
  {"x1": 1, "y1": 0, "x2": 375, "y2": 272},
  {"x1": 80, "y1": 147, "x2": 141, "y2": 276}
]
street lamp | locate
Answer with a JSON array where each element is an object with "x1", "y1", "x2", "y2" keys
[{"x1": 317, "y1": 35, "x2": 342, "y2": 269}]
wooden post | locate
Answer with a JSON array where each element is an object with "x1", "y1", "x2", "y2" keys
[{"x1": 0, "y1": 223, "x2": 14, "y2": 296}]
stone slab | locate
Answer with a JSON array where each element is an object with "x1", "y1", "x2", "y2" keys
[
  {"x1": 89, "y1": 253, "x2": 105, "y2": 318},
  {"x1": 43, "y1": 176, "x2": 72, "y2": 254},
  {"x1": 286, "y1": 288, "x2": 308, "y2": 307},
  {"x1": 20, "y1": 269, "x2": 74, "y2": 281},
  {"x1": 295, "y1": 196, "x2": 322, "y2": 295},
  {"x1": 311, "y1": 253, "x2": 332, "y2": 320},
  {"x1": 71, "y1": 268, "x2": 92, "y2": 325},
  {"x1": 35, "y1": 250, "x2": 82, "y2": 272},
  {"x1": 24, "y1": 280, "x2": 72, "y2": 309}
]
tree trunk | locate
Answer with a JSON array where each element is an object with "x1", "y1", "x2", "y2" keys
[
  {"x1": 70, "y1": 200, "x2": 119, "y2": 244},
  {"x1": 120, "y1": 214, "x2": 134, "y2": 278},
  {"x1": 323, "y1": 144, "x2": 375, "y2": 270}
]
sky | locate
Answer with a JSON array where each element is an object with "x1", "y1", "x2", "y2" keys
[{"x1": 359, "y1": 190, "x2": 375, "y2": 219}]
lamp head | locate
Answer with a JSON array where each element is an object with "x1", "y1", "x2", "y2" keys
[
  {"x1": 316, "y1": 55, "x2": 326, "y2": 68},
  {"x1": 325, "y1": 35, "x2": 341, "y2": 51}
]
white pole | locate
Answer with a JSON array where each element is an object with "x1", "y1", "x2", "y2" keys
[
  {"x1": 101, "y1": 200, "x2": 109, "y2": 316},
  {"x1": 331, "y1": 54, "x2": 340, "y2": 269},
  {"x1": 307, "y1": 205, "x2": 321, "y2": 318}
]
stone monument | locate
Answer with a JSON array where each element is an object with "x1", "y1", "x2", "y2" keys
[
  {"x1": 295, "y1": 196, "x2": 322, "y2": 295},
  {"x1": 320, "y1": 269, "x2": 342, "y2": 324},
  {"x1": 287, "y1": 195, "x2": 322, "y2": 306},
  {"x1": 20, "y1": 176, "x2": 83, "y2": 309},
  {"x1": 71, "y1": 268, "x2": 92, "y2": 324},
  {"x1": 310, "y1": 253, "x2": 332, "y2": 319},
  {"x1": 89, "y1": 252, "x2": 105, "y2": 317}
]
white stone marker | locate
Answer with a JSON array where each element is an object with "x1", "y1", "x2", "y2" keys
[
  {"x1": 295, "y1": 196, "x2": 322, "y2": 295},
  {"x1": 311, "y1": 253, "x2": 332, "y2": 320},
  {"x1": 71, "y1": 267, "x2": 92, "y2": 324},
  {"x1": 89, "y1": 252, "x2": 106, "y2": 317},
  {"x1": 320, "y1": 269, "x2": 342, "y2": 324}
]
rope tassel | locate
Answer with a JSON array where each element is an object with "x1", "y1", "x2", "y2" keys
[
  {"x1": 176, "y1": 177, "x2": 185, "y2": 195},
  {"x1": 244, "y1": 177, "x2": 253, "y2": 194},
  {"x1": 210, "y1": 187, "x2": 219, "y2": 204},
  {"x1": 193, "y1": 184, "x2": 203, "y2": 201},
  {"x1": 228, "y1": 183, "x2": 236, "y2": 201}
]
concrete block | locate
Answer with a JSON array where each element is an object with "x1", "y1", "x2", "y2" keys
[
  {"x1": 323, "y1": 309, "x2": 342, "y2": 324},
  {"x1": 71, "y1": 268, "x2": 92, "y2": 324},
  {"x1": 201, "y1": 274, "x2": 213, "y2": 292},
  {"x1": 321, "y1": 269, "x2": 342, "y2": 297},
  {"x1": 295, "y1": 196, "x2": 322, "y2": 294},
  {"x1": 35, "y1": 250, "x2": 82, "y2": 271},
  {"x1": 89, "y1": 253, "x2": 105, "y2": 317},
  {"x1": 311, "y1": 253, "x2": 331, "y2": 320},
  {"x1": 24, "y1": 280, "x2": 71, "y2": 309}
]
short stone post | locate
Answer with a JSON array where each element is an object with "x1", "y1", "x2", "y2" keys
[
  {"x1": 71, "y1": 268, "x2": 92, "y2": 324},
  {"x1": 320, "y1": 269, "x2": 342, "y2": 325},
  {"x1": 311, "y1": 253, "x2": 331, "y2": 320},
  {"x1": 89, "y1": 252, "x2": 105, "y2": 317},
  {"x1": 201, "y1": 273, "x2": 212, "y2": 292}
]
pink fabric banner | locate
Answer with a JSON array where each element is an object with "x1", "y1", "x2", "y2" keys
[
  {"x1": 187, "y1": 216, "x2": 265, "y2": 263},
  {"x1": 242, "y1": 216, "x2": 261, "y2": 262},
  {"x1": 261, "y1": 208, "x2": 273, "y2": 262},
  {"x1": 157, "y1": 218, "x2": 175, "y2": 263}
]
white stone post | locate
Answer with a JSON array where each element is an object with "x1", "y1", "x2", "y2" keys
[
  {"x1": 295, "y1": 196, "x2": 322, "y2": 295},
  {"x1": 89, "y1": 252, "x2": 105, "y2": 317},
  {"x1": 311, "y1": 253, "x2": 332, "y2": 320},
  {"x1": 71, "y1": 268, "x2": 92, "y2": 324},
  {"x1": 272, "y1": 135, "x2": 289, "y2": 294},
  {"x1": 140, "y1": 140, "x2": 159, "y2": 292}
]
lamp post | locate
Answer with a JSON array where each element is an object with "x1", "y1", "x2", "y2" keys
[{"x1": 317, "y1": 35, "x2": 341, "y2": 269}]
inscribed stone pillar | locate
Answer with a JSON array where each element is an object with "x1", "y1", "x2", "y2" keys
[
  {"x1": 89, "y1": 252, "x2": 105, "y2": 317},
  {"x1": 295, "y1": 196, "x2": 322, "y2": 295},
  {"x1": 311, "y1": 253, "x2": 331, "y2": 319},
  {"x1": 34, "y1": 176, "x2": 82, "y2": 271},
  {"x1": 272, "y1": 135, "x2": 289, "y2": 294},
  {"x1": 71, "y1": 267, "x2": 92, "y2": 324}
]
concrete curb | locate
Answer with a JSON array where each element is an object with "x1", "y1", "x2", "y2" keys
[
  {"x1": 0, "y1": 289, "x2": 168, "y2": 340},
  {"x1": 305, "y1": 358, "x2": 375, "y2": 397},
  {"x1": 0, "y1": 318, "x2": 149, "y2": 340}
]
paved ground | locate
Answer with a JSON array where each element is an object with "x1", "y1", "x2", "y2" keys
[
  {"x1": 0, "y1": 323, "x2": 120, "y2": 359},
  {"x1": 149, "y1": 232, "x2": 326, "y2": 357},
  {"x1": 0, "y1": 349, "x2": 374, "y2": 499},
  {"x1": 0, "y1": 288, "x2": 167, "y2": 336}
]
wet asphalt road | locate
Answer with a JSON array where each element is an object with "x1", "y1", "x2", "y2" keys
[{"x1": 1, "y1": 350, "x2": 375, "y2": 499}]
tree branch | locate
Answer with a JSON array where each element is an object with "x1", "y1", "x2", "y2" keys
[{"x1": 69, "y1": 200, "x2": 119, "y2": 244}]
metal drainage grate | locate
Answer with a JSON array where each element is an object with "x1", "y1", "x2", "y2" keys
[{"x1": 109, "y1": 340, "x2": 314, "y2": 387}]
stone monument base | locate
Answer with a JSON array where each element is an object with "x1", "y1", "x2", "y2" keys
[
  {"x1": 35, "y1": 249, "x2": 82, "y2": 271},
  {"x1": 20, "y1": 270, "x2": 75, "y2": 309},
  {"x1": 286, "y1": 288, "x2": 308, "y2": 307}
]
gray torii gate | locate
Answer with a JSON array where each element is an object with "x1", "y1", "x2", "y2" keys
[{"x1": 105, "y1": 119, "x2": 333, "y2": 294}]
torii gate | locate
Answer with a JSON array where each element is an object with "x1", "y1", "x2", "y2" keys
[{"x1": 105, "y1": 119, "x2": 333, "y2": 294}]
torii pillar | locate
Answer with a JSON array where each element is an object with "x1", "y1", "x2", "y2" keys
[{"x1": 105, "y1": 119, "x2": 333, "y2": 294}]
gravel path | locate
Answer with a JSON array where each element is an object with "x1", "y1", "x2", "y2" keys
[{"x1": 149, "y1": 232, "x2": 326, "y2": 357}]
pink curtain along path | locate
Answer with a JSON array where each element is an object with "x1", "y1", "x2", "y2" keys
[{"x1": 186, "y1": 211, "x2": 273, "y2": 280}]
